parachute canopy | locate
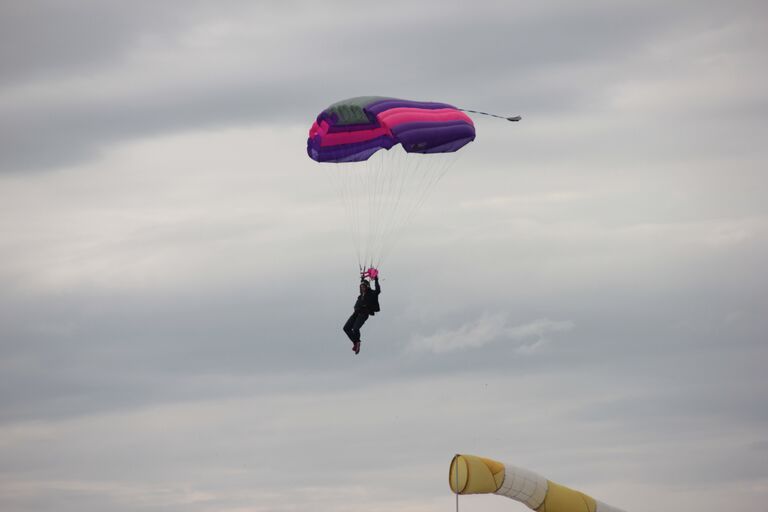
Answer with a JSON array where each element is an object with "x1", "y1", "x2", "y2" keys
[
  {"x1": 307, "y1": 96, "x2": 475, "y2": 163},
  {"x1": 449, "y1": 454, "x2": 627, "y2": 512}
]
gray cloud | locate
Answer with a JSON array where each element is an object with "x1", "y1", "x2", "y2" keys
[
  {"x1": 3, "y1": 0, "x2": 767, "y2": 173},
  {"x1": 408, "y1": 313, "x2": 573, "y2": 353}
]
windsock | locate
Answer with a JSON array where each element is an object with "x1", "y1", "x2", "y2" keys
[{"x1": 449, "y1": 454, "x2": 626, "y2": 512}]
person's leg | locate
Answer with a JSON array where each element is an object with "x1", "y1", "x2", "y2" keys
[
  {"x1": 351, "y1": 312, "x2": 369, "y2": 343},
  {"x1": 343, "y1": 312, "x2": 358, "y2": 342}
]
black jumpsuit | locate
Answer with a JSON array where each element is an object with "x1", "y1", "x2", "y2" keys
[{"x1": 343, "y1": 278, "x2": 380, "y2": 344}]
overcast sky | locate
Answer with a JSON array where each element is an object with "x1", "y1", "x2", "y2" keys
[{"x1": 1, "y1": 1, "x2": 767, "y2": 511}]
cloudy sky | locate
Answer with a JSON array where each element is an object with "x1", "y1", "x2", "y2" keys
[{"x1": 1, "y1": 1, "x2": 767, "y2": 511}]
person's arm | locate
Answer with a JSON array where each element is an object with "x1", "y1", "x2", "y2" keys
[{"x1": 374, "y1": 277, "x2": 380, "y2": 294}]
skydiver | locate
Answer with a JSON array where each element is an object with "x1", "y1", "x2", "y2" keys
[{"x1": 343, "y1": 271, "x2": 381, "y2": 354}]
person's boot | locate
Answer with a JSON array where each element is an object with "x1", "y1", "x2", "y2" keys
[{"x1": 353, "y1": 341, "x2": 361, "y2": 354}]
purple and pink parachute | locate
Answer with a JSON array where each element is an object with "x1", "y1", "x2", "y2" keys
[
  {"x1": 307, "y1": 96, "x2": 477, "y2": 270},
  {"x1": 307, "y1": 96, "x2": 476, "y2": 163}
]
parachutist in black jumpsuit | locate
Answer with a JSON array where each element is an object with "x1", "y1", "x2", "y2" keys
[{"x1": 343, "y1": 277, "x2": 380, "y2": 353}]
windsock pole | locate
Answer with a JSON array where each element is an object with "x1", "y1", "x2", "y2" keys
[{"x1": 454, "y1": 454, "x2": 460, "y2": 512}]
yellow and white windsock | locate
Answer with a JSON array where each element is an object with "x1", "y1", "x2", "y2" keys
[{"x1": 449, "y1": 454, "x2": 626, "y2": 512}]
